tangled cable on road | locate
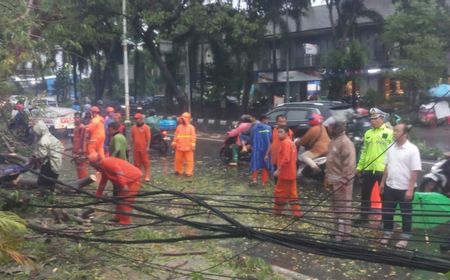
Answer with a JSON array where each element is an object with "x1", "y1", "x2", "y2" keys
[{"x1": 0, "y1": 128, "x2": 449, "y2": 274}]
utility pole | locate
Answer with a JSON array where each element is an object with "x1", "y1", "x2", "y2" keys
[
  {"x1": 185, "y1": 43, "x2": 191, "y2": 113},
  {"x1": 122, "y1": 0, "x2": 130, "y2": 122},
  {"x1": 285, "y1": 12, "x2": 290, "y2": 103}
]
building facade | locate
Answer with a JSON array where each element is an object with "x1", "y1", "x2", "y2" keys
[{"x1": 253, "y1": 0, "x2": 400, "y2": 104}]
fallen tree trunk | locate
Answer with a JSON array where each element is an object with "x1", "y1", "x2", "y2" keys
[{"x1": 6, "y1": 175, "x2": 96, "y2": 190}]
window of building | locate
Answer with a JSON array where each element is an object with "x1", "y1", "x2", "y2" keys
[{"x1": 384, "y1": 78, "x2": 404, "y2": 100}]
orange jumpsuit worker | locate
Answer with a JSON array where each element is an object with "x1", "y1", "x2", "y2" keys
[
  {"x1": 89, "y1": 153, "x2": 142, "y2": 225},
  {"x1": 72, "y1": 112, "x2": 88, "y2": 178},
  {"x1": 172, "y1": 112, "x2": 196, "y2": 177},
  {"x1": 131, "y1": 113, "x2": 151, "y2": 182},
  {"x1": 85, "y1": 106, "x2": 105, "y2": 159},
  {"x1": 266, "y1": 114, "x2": 293, "y2": 183},
  {"x1": 273, "y1": 125, "x2": 301, "y2": 217}
]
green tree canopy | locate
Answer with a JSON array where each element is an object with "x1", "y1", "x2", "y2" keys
[{"x1": 383, "y1": 0, "x2": 448, "y2": 106}]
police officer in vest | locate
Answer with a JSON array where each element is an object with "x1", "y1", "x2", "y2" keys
[{"x1": 355, "y1": 108, "x2": 393, "y2": 225}]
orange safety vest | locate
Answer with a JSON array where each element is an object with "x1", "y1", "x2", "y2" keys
[
  {"x1": 173, "y1": 124, "x2": 196, "y2": 152},
  {"x1": 86, "y1": 115, "x2": 105, "y2": 140}
]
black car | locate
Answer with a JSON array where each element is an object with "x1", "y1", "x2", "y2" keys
[{"x1": 266, "y1": 101, "x2": 358, "y2": 138}]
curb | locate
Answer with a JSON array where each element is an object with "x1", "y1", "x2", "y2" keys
[
  {"x1": 192, "y1": 118, "x2": 237, "y2": 132},
  {"x1": 271, "y1": 265, "x2": 318, "y2": 280}
]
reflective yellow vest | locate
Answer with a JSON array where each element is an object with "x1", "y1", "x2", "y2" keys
[{"x1": 356, "y1": 124, "x2": 393, "y2": 172}]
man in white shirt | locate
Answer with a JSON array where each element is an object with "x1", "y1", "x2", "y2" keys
[{"x1": 379, "y1": 123, "x2": 421, "y2": 248}]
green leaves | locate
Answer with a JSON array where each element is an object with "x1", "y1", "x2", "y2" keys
[
  {"x1": 383, "y1": 0, "x2": 448, "y2": 96},
  {"x1": 0, "y1": 211, "x2": 29, "y2": 265}
]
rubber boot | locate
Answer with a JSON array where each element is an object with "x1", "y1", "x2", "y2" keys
[{"x1": 230, "y1": 145, "x2": 239, "y2": 166}]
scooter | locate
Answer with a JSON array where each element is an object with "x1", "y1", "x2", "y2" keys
[
  {"x1": 219, "y1": 136, "x2": 251, "y2": 165},
  {"x1": 419, "y1": 153, "x2": 450, "y2": 195},
  {"x1": 296, "y1": 155, "x2": 327, "y2": 179},
  {"x1": 295, "y1": 144, "x2": 326, "y2": 180},
  {"x1": 418, "y1": 102, "x2": 447, "y2": 126},
  {"x1": 0, "y1": 154, "x2": 31, "y2": 183},
  {"x1": 150, "y1": 130, "x2": 170, "y2": 156}
]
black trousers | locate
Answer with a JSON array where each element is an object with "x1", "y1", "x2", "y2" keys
[
  {"x1": 359, "y1": 171, "x2": 383, "y2": 219},
  {"x1": 381, "y1": 186, "x2": 413, "y2": 234},
  {"x1": 37, "y1": 161, "x2": 59, "y2": 193}
]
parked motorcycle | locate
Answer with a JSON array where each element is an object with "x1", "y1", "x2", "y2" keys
[
  {"x1": 219, "y1": 137, "x2": 251, "y2": 165},
  {"x1": 419, "y1": 153, "x2": 450, "y2": 196},
  {"x1": 0, "y1": 154, "x2": 31, "y2": 183},
  {"x1": 150, "y1": 130, "x2": 170, "y2": 156},
  {"x1": 296, "y1": 155, "x2": 327, "y2": 180},
  {"x1": 418, "y1": 102, "x2": 447, "y2": 127}
]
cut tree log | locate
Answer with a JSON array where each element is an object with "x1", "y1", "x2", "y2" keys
[{"x1": 6, "y1": 176, "x2": 96, "y2": 190}]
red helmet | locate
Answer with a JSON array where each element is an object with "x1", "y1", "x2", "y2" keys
[
  {"x1": 15, "y1": 103, "x2": 24, "y2": 111},
  {"x1": 356, "y1": 107, "x2": 369, "y2": 116},
  {"x1": 308, "y1": 113, "x2": 324, "y2": 126}
]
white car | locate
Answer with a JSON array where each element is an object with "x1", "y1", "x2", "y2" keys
[
  {"x1": 32, "y1": 106, "x2": 76, "y2": 129},
  {"x1": 29, "y1": 97, "x2": 76, "y2": 137}
]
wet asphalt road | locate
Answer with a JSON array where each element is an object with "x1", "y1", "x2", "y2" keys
[
  {"x1": 192, "y1": 135, "x2": 435, "y2": 180},
  {"x1": 188, "y1": 137, "x2": 448, "y2": 280},
  {"x1": 48, "y1": 131, "x2": 449, "y2": 280}
]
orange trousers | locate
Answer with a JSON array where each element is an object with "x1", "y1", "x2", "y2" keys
[
  {"x1": 174, "y1": 150, "x2": 194, "y2": 176},
  {"x1": 115, "y1": 180, "x2": 141, "y2": 225},
  {"x1": 133, "y1": 150, "x2": 150, "y2": 180},
  {"x1": 252, "y1": 169, "x2": 269, "y2": 185},
  {"x1": 87, "y1": 137, "x2": 105, "y2": 159},
  {"x1": 273, "y1": 178, "x2": 301, "y2": 217},
  {"x1": 75, "y1": 160, "x2": 89, "y2": 179}
]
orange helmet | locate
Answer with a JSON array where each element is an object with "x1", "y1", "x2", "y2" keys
[
  {"x1": 134, "y1": 113, "x2": 144, "y2": 120},
  {"x1": 90, "y1": 106, "x2": 100, "y2": 113},
  {"x1": 308, "y1": 113, "x2": 324, "y2": 126},
  {"x1": 106, "y1": 106, "x2": 114, "y2": 113},
  {"x1": 181, "y1": 112, "x2": 191, "y2": 119}
]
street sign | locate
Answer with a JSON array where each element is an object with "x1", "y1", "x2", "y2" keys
[
  {"x1": 304, "y1": 43, "x2": 319, "y2": 55},
  {"x1": 118, "y1": 64, "x2": 134, "y2": 81}
]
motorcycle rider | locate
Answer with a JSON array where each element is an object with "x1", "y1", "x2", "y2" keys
[
  {"x1": 225, "y1": 114, "x2": 253, "y2": 166},
  {"x1": 10, "y1": 103, "x2": 28, "y2": 126},
  {"x1": 9, "y1": 103, "x2": 30, "y2": 140},
  {"x1": 144, "y1": 109, "x2": 161, "y2": 136},
  {"x1": 296, "y1": 113, "x2": 330, "y2": 173}
]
